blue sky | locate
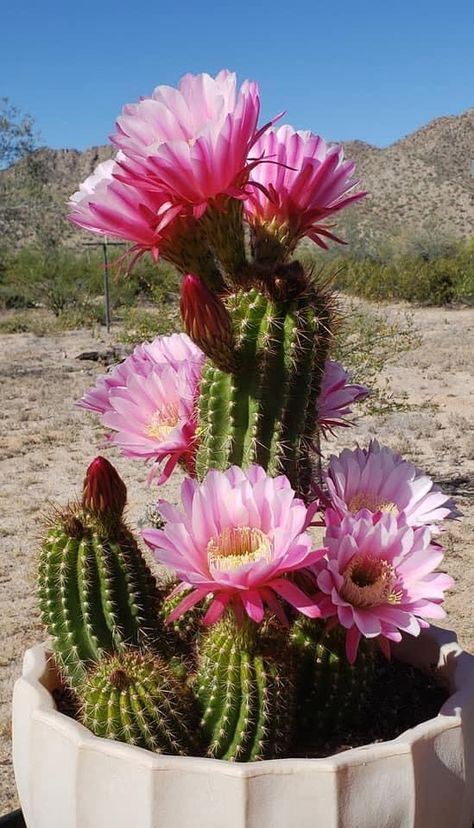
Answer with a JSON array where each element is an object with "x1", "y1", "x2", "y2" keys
[{"x1": 2, "y1": 0, "x2": 473, "y2": 151}]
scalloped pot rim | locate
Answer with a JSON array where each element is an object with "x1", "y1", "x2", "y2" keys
[
  {"x1": 12, "y1": 626, "x2": 474, "y2": 828},
  {"x1": 16, "y1": 627, "x2": 474, "y2": 771}
]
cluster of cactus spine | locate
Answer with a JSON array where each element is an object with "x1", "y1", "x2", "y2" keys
[
  {"x1": 38, "y1": 458, "x2": 171, "y2": 689},
  {"x1": 195, "y1": 617, "x2": 295, "y2": 761}
]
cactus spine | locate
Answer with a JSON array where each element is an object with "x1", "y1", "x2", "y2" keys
[
  {"x1": 194, "y1": 617, "x2": 295, "y2": 761},
  {"x1": 80, "y1": 650, "x2": 199, "y2": 755},
  {"x1": 291, "y1": 618, "x2": 376, "y2": 740}
]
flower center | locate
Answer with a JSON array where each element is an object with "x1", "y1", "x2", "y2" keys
[
  {"x1": 347, "y1": 491, "x2": 399, "y2": 515},
  {"x1": 341, "y1": 553, "x2": 401, "y2": 608},
  {"x1": 146, "y1": 404, "x2": 179, "y2": 441},
  {"x1": 207, "y1": 527, "x2": 273, "y2": 571}
]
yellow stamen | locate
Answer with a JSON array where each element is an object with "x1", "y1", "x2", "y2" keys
[
  {"x1": 146, "y1": 404, "x2": 179, "y2": 441},
  {"x1": 341, "y1": 554, "x2": 401, "y2": 608},
  {"x1": 207, "y1": 527, "x2": 273, "y2": 571},
  {"x1": 348, "y1": 492, "x2": 399, "y2": 515}
]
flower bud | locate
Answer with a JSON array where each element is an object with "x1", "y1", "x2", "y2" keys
[
  {"x1": 82, "y1": 456, "x2": 127, "y2": 518},
  {"x1": 180, "y1": 273, "x2": 237, "y2": 373}
]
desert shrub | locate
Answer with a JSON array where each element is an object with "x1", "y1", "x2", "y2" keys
[{"x1": 304, "y1": 237, "x2": 474, "y2": 306}]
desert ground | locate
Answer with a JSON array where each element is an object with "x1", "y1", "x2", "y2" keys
[{"x1": 0, "y1": 300, "x2": 473, "y2": 814}]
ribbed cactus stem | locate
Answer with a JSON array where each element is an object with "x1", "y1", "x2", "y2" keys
[
  {"x1": 194, "y1": 617, "x2": 295, "y2": 761},
  {"x1": 195, "y1": 280, "x2": 335, "y2": 496},
  {"x1": 38, "y1": 507, "x2": 168, "y2": 689},
  {"x1": 80, "y1": 650, "x2": 199, "y2": 755},
  {"x1": 291, "y1": 618, "x2": 376, "y2": 741}
]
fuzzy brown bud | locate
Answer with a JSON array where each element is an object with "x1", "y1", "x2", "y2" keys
[{"x1": 82, "y1": 456, "x2": 127, "y2": 518}]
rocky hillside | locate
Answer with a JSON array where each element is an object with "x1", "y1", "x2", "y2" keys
[{"x1": 1, "y1": 108, "x2": 473, "y2": 251}]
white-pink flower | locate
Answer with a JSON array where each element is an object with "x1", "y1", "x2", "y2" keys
[
  {"x1": 111, "y1": 70, "x2": 266, "y2": 216},
  {"x1": 68, "y1": 156, "x2": 186, "y2": 259},
  {"x1": 245, "y1": 124, "x2": 366, "y2": 250},
  {"x1": 325, "y1": 441, "x2": 457, "y2": 531},
  {"x1": 317, "y1": 360, "x2": 369, "y2": 434},
  {"x1": 315, "y1": 511, "x2": 453, "y2": 662},
  {"x1": 102, "y1": 364, "x2": 198, "y2": 483},
  {"x1": 77, "y1": 333, "x2": 204, "y2": 416},
  {"x1": 143, "y1": 465, "x2": 325, "y2": 625}
]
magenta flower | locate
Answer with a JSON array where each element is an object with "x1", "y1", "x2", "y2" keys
[
  {"x1": 102, "y1": 364, "x2": 198, "y2": 483},
  {"x1": 325, "y1": 441, "x2": 456, "y2": 531},
  {"x1": 317, "y1": 360, "x2": 369, "y2": 434},
  {"x1": 245, "y1": 124, "x2": 366, "y2": 251},
  {"x1": 111, "y1": 70, "x2": 266, "y2": 217},
  {"x1": 315, "y1": 511, "x2": 453, "y2": 662},
  {"x1": 77, "y1": 333, "x2": 204, "y2": 416},
  {"x1": 143, "y1": 466, "x2": 326, "y2": 625},
  {"x1": 68, "y1": 156, "x2": 186, "y2": 260}
]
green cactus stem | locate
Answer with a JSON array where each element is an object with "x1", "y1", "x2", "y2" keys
[
  {"x1": 195, "y1": 280, "x2": 335, "y2": 496},
  {"x1": 194, "y1": 617, "x2": 295, "y2": 761},
  {"x1": 38, "y1": 505, "x2": 168, "y2": 690},
  {"x1": 291, "y1": 618, "x2": 376, "y2": 743},
  {"x1": 80, "y1": 650, "x2": 199, "y2": 755}
]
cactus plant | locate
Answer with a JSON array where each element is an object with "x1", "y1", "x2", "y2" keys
[
  {"x1": 194, "y1": 617, "x2": 295, "y2": 761},
  {"x1": 38, "y1": 458, "x2": 169, "y2": 689},
  {"x1": 80, "y1": 649, "x2": 199, "y2": 755}
]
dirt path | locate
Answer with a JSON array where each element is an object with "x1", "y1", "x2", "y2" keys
[{"x1": 0, "y1": 303, "x2": 473, "y2": 813}]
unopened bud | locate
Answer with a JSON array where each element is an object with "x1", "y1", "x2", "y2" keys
[
  {"x1": 180, "y1": 274, "x2": 237, "y2": 373},
  {"x1": 82, "y1": 456, "x2": 127, "y2": 518}
]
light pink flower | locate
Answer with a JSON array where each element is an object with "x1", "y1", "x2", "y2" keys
[
  {"x1": 245, "y1": 124, "x2": 366, "y2": 250},
  {"x1": 111, "y1": 70, "x2": 266, "y2": 216},
  {"x1": 77, "y1": 333, "x2": 204, "y2": 416},
  {"x1": 68, "y1": 156, "x2": 186, "y2": 259},
  {"x1": 102, "y1": 364, "x2": 198, "y2": 483},
  {"x1": 143, "y1": 465, "x2": 326, "y2": 625},
  {"x1": 325, "y1": 441, "x2": 457, "y2": 531},
  {"x1": 315, "y1": 511, "x2": 454, "y2": 662},
  {"x1": 317, "y1": 360, "x2": 369, "y2": 434}
]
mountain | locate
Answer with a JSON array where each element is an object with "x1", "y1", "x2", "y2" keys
[{"x1": 1, "y1": 108, "x2": 473, "y2": 251}]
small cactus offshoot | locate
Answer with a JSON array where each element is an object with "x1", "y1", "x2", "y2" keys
[{"x1": 80, "y1": 649, "x2": 200, "y2": 755}]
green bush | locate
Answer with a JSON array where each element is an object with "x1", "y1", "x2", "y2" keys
[{"x1": 304, "y1": 237, "x2": 474, "y2": 306}]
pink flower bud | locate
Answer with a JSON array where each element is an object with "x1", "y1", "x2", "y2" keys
[
  {"x1": 82, "y1": 456, "x2": 127, "y2": 517},
  {"x1": 180, "y1": 274, "x2": 236, "y2": 372}
]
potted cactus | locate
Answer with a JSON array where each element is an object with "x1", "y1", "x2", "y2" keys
[{"x1": 12, "y1": 69, "x2": 474, "y2": 828}]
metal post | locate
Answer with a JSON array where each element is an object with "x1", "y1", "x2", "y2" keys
[{"x1": 102, "y1": 237, "x2": 111, "y2": 332}]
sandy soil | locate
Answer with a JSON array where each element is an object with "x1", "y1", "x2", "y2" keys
[{"x1": 0, "y1": 302, "x2": 473, "y2": 814}]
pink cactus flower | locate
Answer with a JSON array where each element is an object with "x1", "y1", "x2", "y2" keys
[
  {"x1": 68, "y1": 156, "x2": 187, "y2": 259},
  {"x1": 77, "y1": 333, "x2": 204, "y2": 416},
  {"x1": 318, "y1": 360, "x2": 369, "y2": 434},
  {"x1": 102, "y1": 364, "x2": 198, "y2": 484},
  {"x1": 315, "y1": 511, "x2": 454, "y2": 662},
  {"x1": 325, "y1": 441, "x2": 457, "y2": 532},
  {"x1": 245, "y1": 124, "x2": 366, "y2": 250},
  {"x1": 110, "y1": 70, "x2": 267, "y2": 216},
  {"x1": 143, "y1": 465, "x2": 326, "y2": 625}
]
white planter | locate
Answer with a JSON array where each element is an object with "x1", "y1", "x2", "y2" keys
[{"x1": 12, "y1": 626, "x2": 474, "y2": 828}]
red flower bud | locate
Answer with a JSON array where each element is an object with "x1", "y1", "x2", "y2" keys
[
  {"x1": 180, "y1": 274, "x2": 237, "y2": 373},
  {"x1": 82, "y1": 456, "x2": 127, "y2": 518}
]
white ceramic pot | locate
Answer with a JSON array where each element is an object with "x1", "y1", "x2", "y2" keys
[{"x1": 12, "y1": 626, "x2": 474, "y2": 828}]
